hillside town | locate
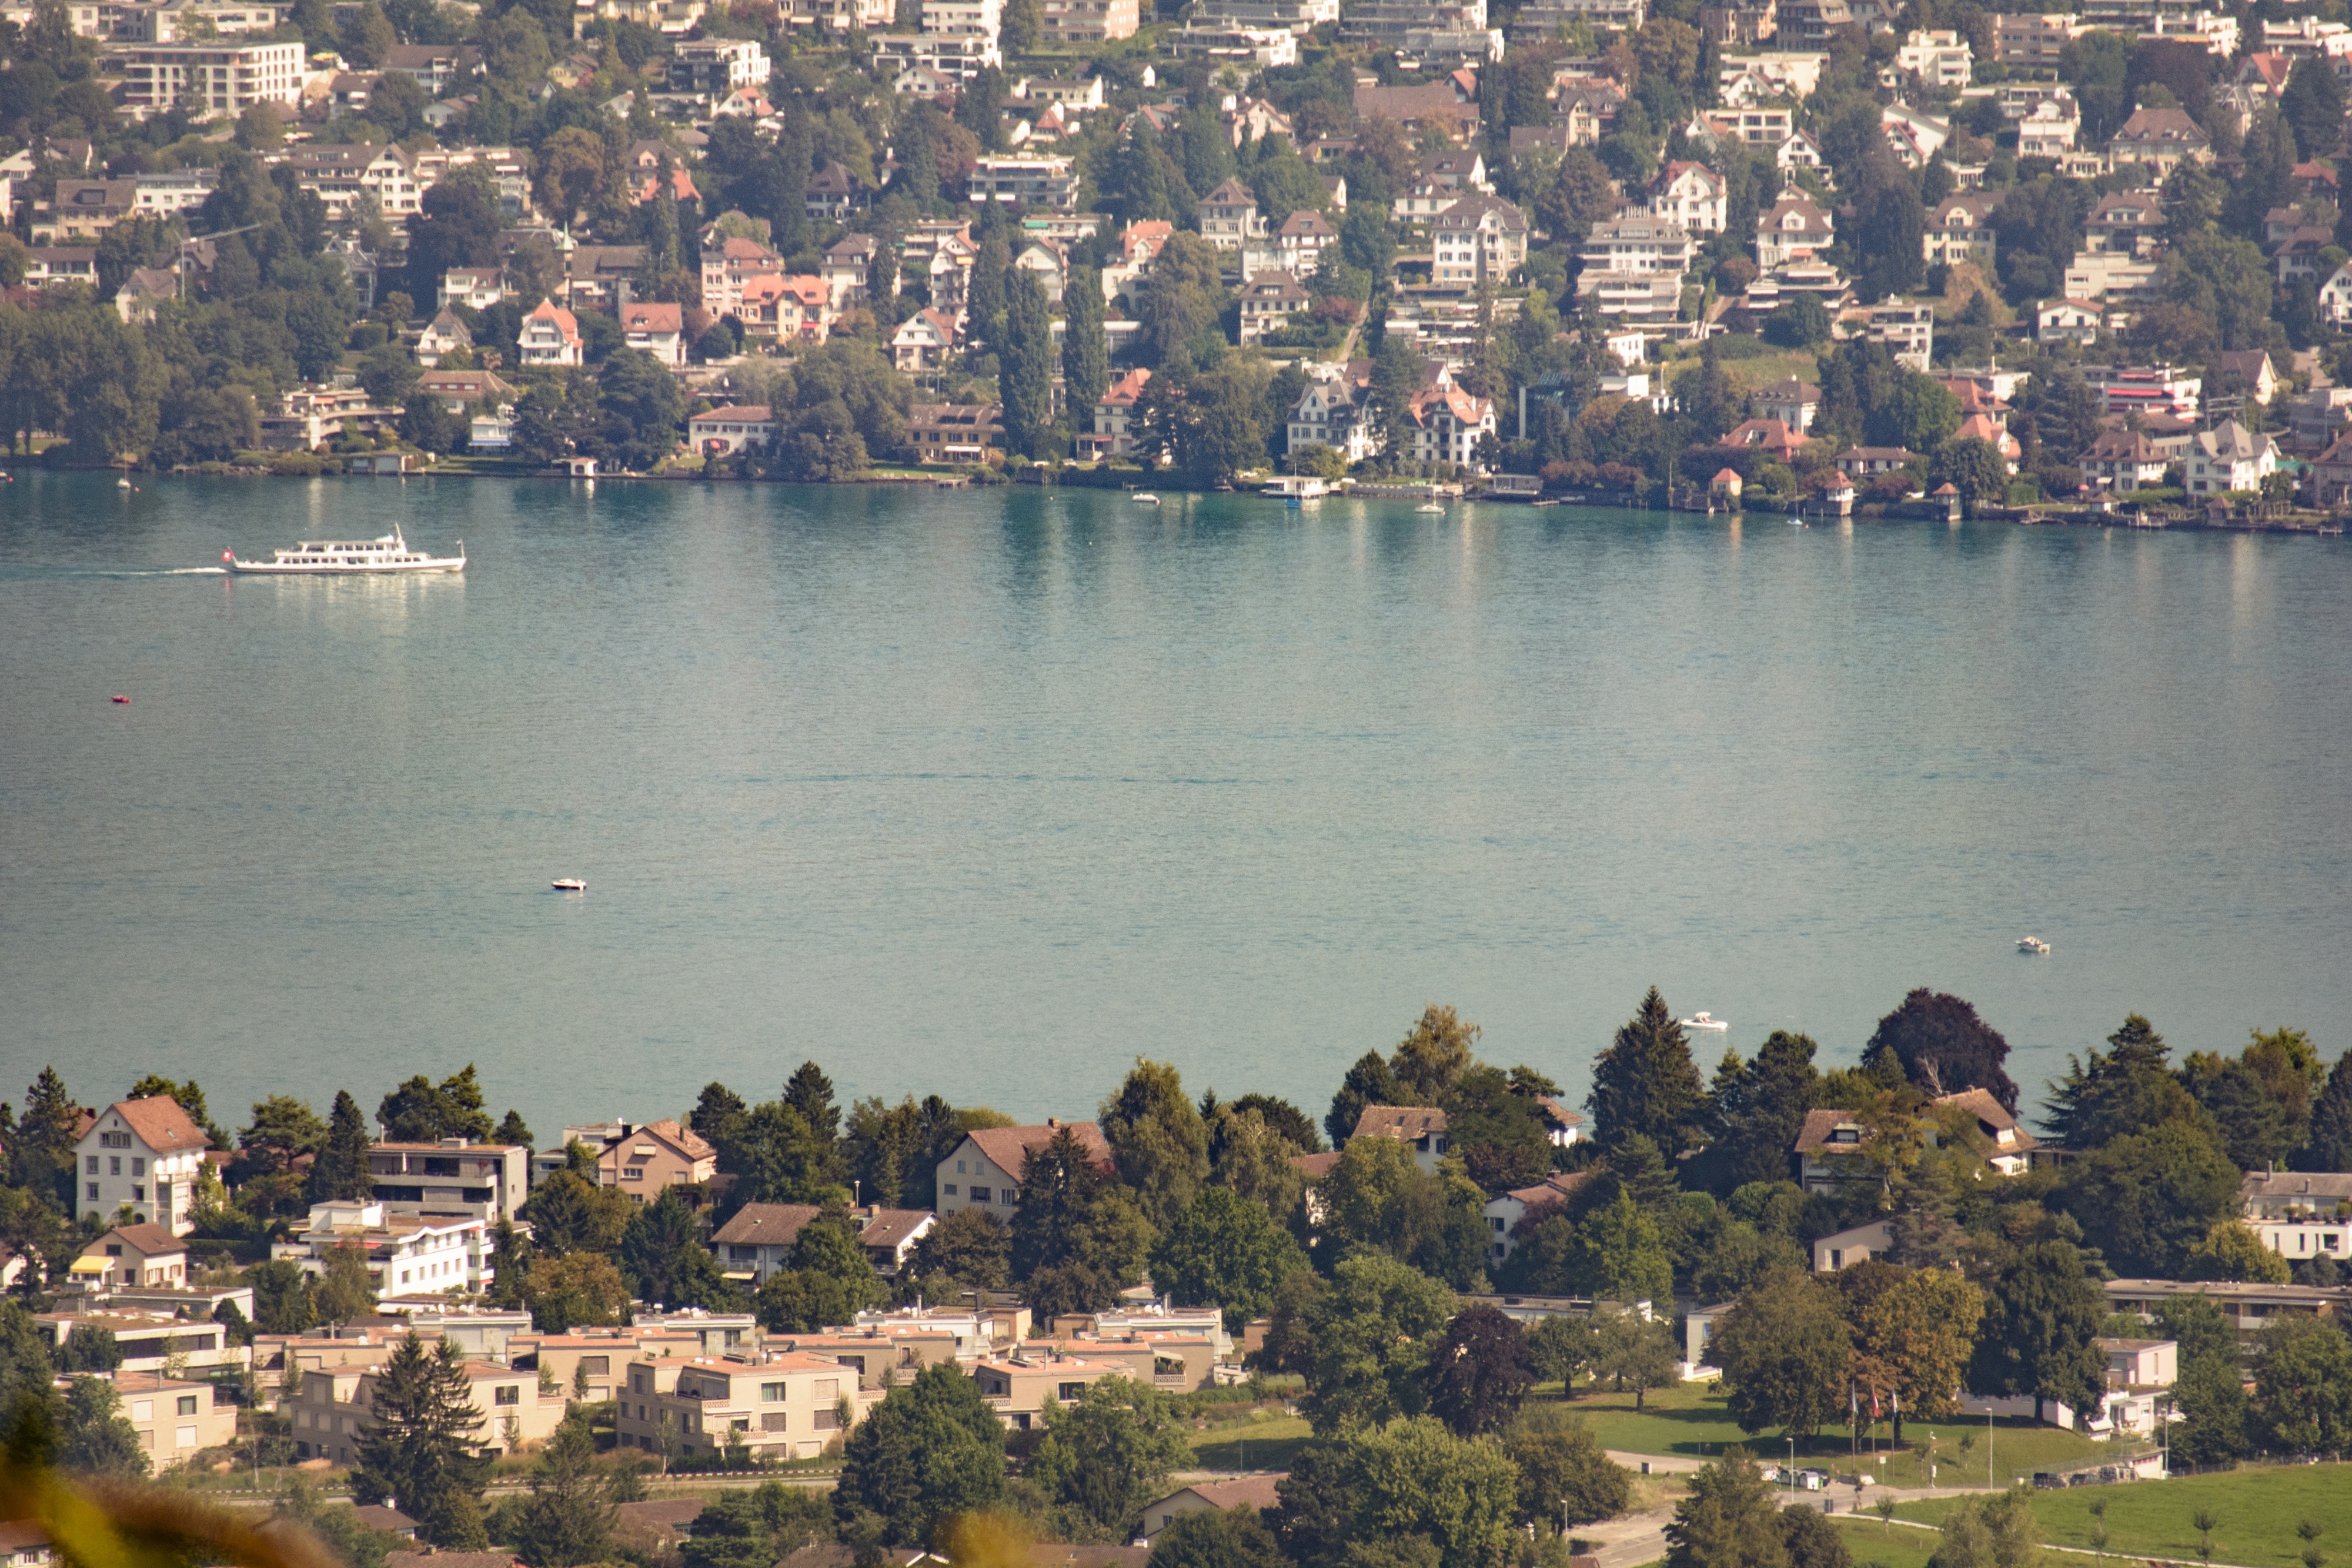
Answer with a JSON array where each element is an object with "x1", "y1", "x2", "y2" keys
[
  {"x1": 5, "y1": 992, "x2": 2352, "y2": 1568},
  {"x1": 4, "y1": 0, "x2": 2352, "y2": 516}
]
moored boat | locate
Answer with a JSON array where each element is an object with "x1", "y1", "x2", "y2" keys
[
  {"x1": 225, "y1": 529, "x2": 464, "y2": 574},
  {"x1": 1682, "y1": 1011, "x2": 1729, "y2": 1030}
]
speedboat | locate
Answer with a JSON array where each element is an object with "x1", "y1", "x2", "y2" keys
[
  {"x1": 226, "y1": 527, "x2": 463, "y2": 574},
  {"x1": 2017, "y1": 936, "x2": 2050, "y2": 954},
  {"x1": 1131, "y1": 493, "x2": 1161, "y2": 505},
  {"x1": 1416, "y1": 503, "x2": 1445, "y2": 513},
  {"x1": 1681, "y1": 1012, "x2": 1729, "y2": 1030},
  {"x1": 552, "y1": 879, "x2": 586, "y2": 892}
]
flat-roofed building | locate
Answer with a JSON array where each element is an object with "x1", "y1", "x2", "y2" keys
[{"x1": 103, "y1": 39, "x2": 301, "y2": 111}]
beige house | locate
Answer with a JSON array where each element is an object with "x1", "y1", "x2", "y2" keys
[
  {"x1": 74, "y1": 1223, "x2": 188, "y2": 1289},
  {"x1": 290, "y1": 1345, "x2": 567, "y2": 1462},
  {"x1": 710, "y1": 1203, "x2": 936, "y2": 1282},
  {"x1": 114, "y1": 1370, "x2": 238, "y2": 1467},
  {"x1": 37, "y1": 1308, "x2": 250, "y2": 1381},
  {"x1": 75, "y1": 1096, "x2": 209, "y2": 1235},
  {"x1": 757, "y1": 1328, "x2": 965, "y2": 1390},
  {"x1": 1480, "y1": 1172, "x2": 1589, "y2": 1265},
  {"x1": 1791, "y1": 1109, "x2": 1876, "y2": 1192},
  {"x1": 594, "y1": 1120, "x2": 717, "y2": 1198},
  {"x1": 1138, "y1": 1476, "x2": 1287, "y2": 1543},
  {"x1": 970, "y1": 1351, "x2": 1132, "y2": 1429},
  {"x1": 1810, "y1": 1218, "x2": 1892, "y2": 1271},
  {"x1": 1055, "y1": 1331, "x2": 1218, "y2": 1391},
  {"x1": 936, "y1": 1121, "x2": 1111, "y2": 1222},
  {"x1": 615, "y1": 1352, "x2": 869, "y2": 1461}
]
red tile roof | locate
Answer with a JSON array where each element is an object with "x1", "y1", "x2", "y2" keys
[
  {"x1": 107, "y1": 1097, "x2": 207, "y2": 1153},
  {"x1": 962, "y1": 1121, "x2": 1111, "y2": 1180}
]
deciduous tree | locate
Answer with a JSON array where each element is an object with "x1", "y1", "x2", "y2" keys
[
  {"x1": 1102, "y1": 1059, "x2": 1211, "y2": 1230},
  {"x1": 1502, "y1": 1409, "x2": 1629, "y2": 1527},
  {"x1": 1666, "y1": 1455, "x2": 1787, "y2": 1568},
  {"x1": 1028, "y1": 1375, "x2": 1194, "y2": 1539},
  {"x1": 1862, "y1": 990, "x2": 2018, "y2": 1109},
  {"x1": 1709, "y1": 1268, "x2": 1850, "y2": 1440},
  {"x1": 1301, "y1": 1252, "x2": 1456, "y2": 1433},
  {"x1": 832, "y1": 1363, "x2": 1007, "y2": 1545},
  {"x1": 1425, "y1": 1304, "x2": 1532, "y2": 1437},
  {"x1": 1150, "y1": 1186, "x2": 1308, "y2": 1330}
]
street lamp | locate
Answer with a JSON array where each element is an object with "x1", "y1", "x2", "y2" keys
[{"x1": 1788, "y1": 1437, "x2": 1796, "y2": 1506}]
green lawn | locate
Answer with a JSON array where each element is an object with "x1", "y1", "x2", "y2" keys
[
  {"x1": 1188, "y1": 1413, "x2": 1312, "y2": 1472},
  {"x1": 1895, "y1": 1465, "x2": 2352, "y2": 1568},
  {"x1": 1542, "y1": 1383, "x2": 2121, "y2": 1486},
  {"x1": 1832, "y1": 1516, "x2": 1940, "y2": 1568}
]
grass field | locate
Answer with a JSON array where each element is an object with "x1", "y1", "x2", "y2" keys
[
  {"x1": 1895, "y1": 1466, "x2": 2352, "y2": 1568},
  {"x1": 1832, "y1": 1515, "x2": 1941, "y2": 1568},
  {"x1": 1531, "y1": 1383, "x2": 2117, "y2": 1486},
  {"x1": 1189, "y1": 1413, "x2": 1312, "y2": 1472}
]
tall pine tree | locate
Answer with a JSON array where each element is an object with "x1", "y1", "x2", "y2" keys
[
  {"x1": 1000, "y1": 267, "x2": 1054, "y2": 459},
  {"x1": 2301, "y1": 1049, "x2": 2352, "y2": 1171},
  {"x1": 352, "y1": 1333, "x2": 492, "y2": 1547},
  {"x1": 1587, "y1": 989, "x2": 1705, "y2": 1155},
  {"x1": 309, "y1": 1091, "x2": 372, "y2": 1203},
  {"x1": 1063, "y1": 263, "x2": 1108, "y2": 426}
]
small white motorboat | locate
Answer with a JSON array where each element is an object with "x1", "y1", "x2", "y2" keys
[
  {"x1": 1416, "y1": 503, "x2": 1445, "y2": 513},
  {"x1": 552, "y1": 878, "x2": 586, "y2": 892},
  {"x1": 2017, "y1": 936, "x2": 2050, "y2": 954},
  {"x1": 116, "y1": 477, "x2": 133, "y2": 490},
  {"x1": 1131, "y1": 493, "x2": 1161, "y2": 505},
  {"x1": 1682, "y1": 1012, "x2": 1729, "y2": 1031}
]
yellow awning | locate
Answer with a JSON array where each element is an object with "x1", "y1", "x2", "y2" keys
[{"x1": 69, "y1": 1258, "x2": 108, "y2": 1275}]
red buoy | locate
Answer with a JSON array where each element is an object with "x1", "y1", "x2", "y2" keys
[{"x1": 111, "y1": 695, "x2": 130, "y2": 704}]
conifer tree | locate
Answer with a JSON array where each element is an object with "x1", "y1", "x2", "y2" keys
[
  {"x1": 509, "y1": 1412, "x2": 616, "y2": 1568},
  {"x1": 1000, "y1": 268, "x2": 1054, "y2": 459},
  {"x1": 2302, "y1": 1050, "x2": 2352, "y2": 1172},
  {"x1": 784, "y1": 1061, "x2": 843, "y2": 1147},
  {"x1": 309, "y1": 1091, "x2": 373, "y2": 1203},
  {"x1": 1063, "y1": 263, "x2": 1108, "y2": 423},
  {"x1": 353, "y1": 1334, "x2": 491, "y2": 1546},
  {"x1": 1327, "y1": 1050, "x2": 1405, "y2": 1148},
  {"x1": 1099, "y1": 1059, "x2": 1210, "y2": 1229},
  {"x1": 1587, "y1": 989, "x2": 1705, "y2": 1154},
  {"x1": 10, "y1": 1067, "x2": 79, "y2": 1201}
]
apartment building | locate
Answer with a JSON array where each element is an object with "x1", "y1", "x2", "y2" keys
[
  {"x1": 270, "y1": 1199, "x2": 496, "y2": 1296},
  {"x1": 1577, "y1": 214, "x2": 1694, "y2": 275},
  {"x1": 103, "y1": 39, "x2": 301, "y2": 112},
  {"x1": 616, "y1": 1351, "x2": 867, "y2": 1460},
  {"x1": 669, "y1": 37, "x2": 766, "y2": 91},
  {"x1": 35, "y1": 1308, "x2": 250, "y2": 1380},
  {"x1": 971, "y1": 1350, "x2": 1132, "y2": 1429},
  {"x1": 366, "y1": 1139, "x2": 529, "y2": 1226},
  {"x1": 282, "y1": 142, "x2": 419, "y2": 219},
  {"x1": 967, "y1": 156, "x2": 1077, "y2": 209},
  {"x1": 1040, "y1": 0, "x2": 1137, "y2": 41},
  {"x1": 1995, "y1": 12, "x2": 2070, "y2": 66},
  {"x1": 114, "y1": 1370, "x2": 239, "y2": 1467},
  {"x1": 920, "y1": 0, "x2": 1000, "y2": 32},
  {"x1": 290, "y1": 1348, "x2": 564, "y2": 1463}
]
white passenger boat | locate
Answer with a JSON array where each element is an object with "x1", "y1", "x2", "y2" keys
[
  {"x1": 1681, "y1": 1011, "x2": 1729, "y2": 1030},
  {"x1": 225, "y1": 529, "x2": 464, "y2": 574},
  {"x1": 552, "y1": 879, "x2": 585, "y2": 892},
  {"x1": 1131, "y1": 493, "x2": 1161, "y2": 505},
  {"x1": 2017, "y1": 935, "x2": 2051, "y2": 954},
  {"x1": 1417, "y1": 502, "x2": 1446, "y2": 513}
]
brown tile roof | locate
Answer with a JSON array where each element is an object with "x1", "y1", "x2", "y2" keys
[
  {"x1": 385, "y1": 1555, "x2": 520, "y2": 1568},
  {"x1": 855, "y1": 1208, "x2": 936, "y2": 1251},
  {"x1": 1502, "y1": 1171, "x2": 1591, "y2": 1208},
  {"x1": 1350, "y1": 1105, "x2": 1447, "y2": 1142},
  {"x1": 82, "y1": 1223, "x2": 182, "y2": 1258},
  {"x1": 963, "y1": 1121, "x2": 1111, "y2": 1179},
  {"x1": 1534, "y1": 1095, "x2": 1585, "y2": 1129},
  {"x1": 709, "y1": 1203, "x2": 824, "y2": 1248},
  {"x1": 108, "y1": 1097, "x2": 207, "y2": 1153},
  {"x1": 0, "y1": 1525, "x2": 51, "y2": 1553},
  {"x1": 350, "y1": 1505, "x2": 417, "y2": 1532},
  {"x1": 1935, "y1": 1088, "x2": 2036, "y2": 1151},
  {"x1": 1153, "y1": 1473, "x2": 1288, "y2": 1514},
  {"x1": 1792, "y1": 1108, "x2": 1874, "y2": 1155},
  {"x1": 1288, "y1": 1151, "x2": 1341, "y2": 1179}
]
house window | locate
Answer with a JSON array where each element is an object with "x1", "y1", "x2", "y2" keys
[
  {"x1": 110, "y1": 1158, "x2": 122, "y2": 1176},
  {"x1": 132, "y1": 1158, "x2": 146, "y2": 1177},
  {"x1": 1058, "y1": 1383, "x2": 1088, "y2": 1401},
  {"x1": 85, "y1": 1157, "x2": 98, "y2": 1174},
  {"x1": 494, "y1": 1386, "x2": 520, "y2": 1406},
  {"x1": 86, "y1": 1183, "x2": 99, "y2": 1201},
  {"x1": 957, "y1": 1160, "x2": 967, "y2": 1173},
  {"x1": 580, "y1": 1356, "x2": 609, "y2": 1377},
  {"x1": 178, "y1": 1396, "x2": 199, "y2": 1416},
  {"x1": 621, "y1": 1168, "x2": 643, "y2": 1180},
  {"x1": 762, "y1": 1382, "x2": 789, "y2": 1402},
  {"x1": 761, "y1": 1410, "x2": 790, "y2": 1432},
  {"x1": 943, "y1": 1184, "x2": 957, "y2": 1196}
]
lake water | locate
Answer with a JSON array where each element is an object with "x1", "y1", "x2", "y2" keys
[{"x1": 4, "y1": 471, "x2": 2349, "y2": 1142}]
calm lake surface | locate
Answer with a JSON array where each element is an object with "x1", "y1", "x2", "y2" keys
[{"x1": 4, "y1": 471, "x2": 2348, "y2": 1138}]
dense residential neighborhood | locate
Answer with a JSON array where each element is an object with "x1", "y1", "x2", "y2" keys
[
  {"x1": 6, "y1": 988, "x2": 2352, "y2": 1568},
  {"x1": 0, "y1": 0, "x2": 2350, "y2": 513}
]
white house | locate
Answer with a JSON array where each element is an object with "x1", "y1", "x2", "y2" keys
[
  {"x1": 2241, "y1": 1172, "x2": 2352, "y2": 1265},
  {"x1": 2186, "y1": 420, "x2": 2277, "y2": 493},
  {"x1": 935, "y1": 1121, "x2": 1111, "y2": 1222},
  {"x1": 75, "y1": 1098, "x2": 209, "y2": 1235},
  {"x1": 2038, "y1": 297, "x2": 2103, "y2": 346},
  {"x1": 270, "y1": 1199, "x2": 496, "y2": 1296},
  {"x1": 1481, "y1": 1172, "x2": 1588, "y2": 1264},
  {"x1": 1432, "y1": 195, "x2": 1530, "y2": 286},
  {"x1": 516, "y1": 298, "x2": 583, "y2": 367},
  {"x1": 1647, "y1": 161, "x2": 1728, "y2": 233},
  {"x1": 72, "y1": 1223, "x2": 189, "y2": 1290}
]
